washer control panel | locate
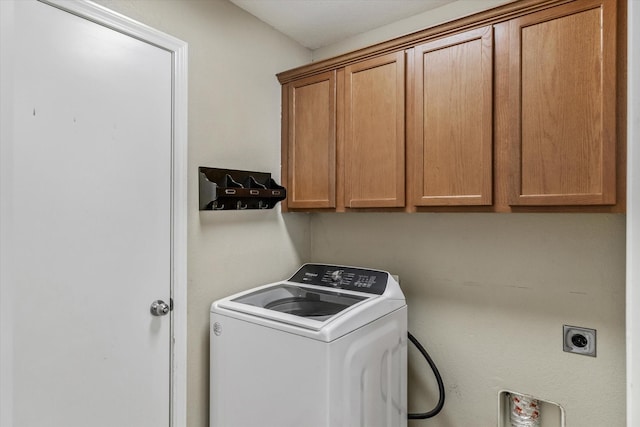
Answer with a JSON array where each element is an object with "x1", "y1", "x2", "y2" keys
[{"x1": 289, "y1": 264, "x2": 387, "y2": 295}]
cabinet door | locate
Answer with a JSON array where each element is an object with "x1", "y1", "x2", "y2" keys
[
  {"x1": 412, "y1": 26, "x2": 493, "y2": 206},
  {"x1": 344, "y1": 52, "x2": 405, "y2": 208},
  {"x1": 286, "y1": 71, "x2": 336, "y2": 208},
  {"x1": 508, "y1": 0, "x2": 617, "y2": 206}
]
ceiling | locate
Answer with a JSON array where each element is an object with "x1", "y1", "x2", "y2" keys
[{"x1": 228, "y1": 0, "x2": 457, "y2": 50}]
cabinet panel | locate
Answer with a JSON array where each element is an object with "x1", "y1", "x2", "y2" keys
[
  {"x1": 287, "y1": 71, "x2": 336, "y2": 208},
  {"x1": 412, "y1": 26, "x2": 493, "y2": 206},
  {"x1": 509, "y1": 0, "x2": 617, "y2": 205},
  {"x1": 344, "y1": 52, "x2": 405, "y2": 208},
  {"x1": 278, "y1": 0, "x2": 624, "y2": 213}
]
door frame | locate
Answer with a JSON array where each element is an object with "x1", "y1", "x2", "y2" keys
[
  {"x1": 0, "y1": 1, "x2": 188, "y2": 426},
  {"x1": 628, "y1": 1, "x2": 639, "y2": 425}
]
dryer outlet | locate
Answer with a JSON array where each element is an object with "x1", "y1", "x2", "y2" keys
[{"x1": 563, "y1": 325, "x2": 596, "y2": 357}]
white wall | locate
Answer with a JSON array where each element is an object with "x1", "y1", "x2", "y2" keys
[
  {"x1": 627, "y1": 0, "x2": 639, "y2": 425},
  {"x1": 310, "y1": 213, "x2": 626, "y2": 425},
  {"x1": 91, "y1": 1, "x2": 311, "y2": 426},
  {"x1": 313, "y1": 0, "x2": 516, "y2": 61}
]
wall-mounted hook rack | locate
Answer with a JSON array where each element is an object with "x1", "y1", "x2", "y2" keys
[{"x1": 198, "y1": 167, "x2": 286, "y2": 211}]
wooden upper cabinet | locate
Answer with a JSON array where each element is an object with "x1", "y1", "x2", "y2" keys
[
  {"x1": 277, "y1": 0, "x2": 624, "y2": 213},
  {"x1": 508, "y1": 0, "x2": 617, "y2": 206},
  {"x1": 344, "y1": 52, "x2": 405, "y2": 208},
  {"x1": 411, "y1": 26, "x2": 493, "y2": 206},
  {"x1": 286, "y1": 71, "x2": 336, "y2": 209}
]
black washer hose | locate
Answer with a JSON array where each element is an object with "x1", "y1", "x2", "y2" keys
[{"x1": 407, "y1": 332, "x2": 446, "y2": 420}]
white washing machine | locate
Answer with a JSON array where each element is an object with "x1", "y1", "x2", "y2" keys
[{"x1": 210, "y1": 263, "x2": 408, "y2": 427}]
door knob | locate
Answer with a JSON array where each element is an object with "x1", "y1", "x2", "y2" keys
[{"x1": 150, "y1": 300, "x2": 170, "y2": 316}]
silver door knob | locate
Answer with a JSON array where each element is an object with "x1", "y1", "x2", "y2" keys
[{"x1": 150, "y1": 300, "x2": 170, "y2": 316}]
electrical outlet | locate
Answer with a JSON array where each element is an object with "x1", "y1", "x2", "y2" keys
[{"x1": 563, "y1": 325, "x2": 596, "y2": 357}]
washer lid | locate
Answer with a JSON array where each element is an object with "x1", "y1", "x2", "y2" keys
[
  {"x1": 231, "y1": 284, "x2": 367, "y2": 321},
  {"x1": 216, "y1": 282, "x2": 374, "y2": 330}
]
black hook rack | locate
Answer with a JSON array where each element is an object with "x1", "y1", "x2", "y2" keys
[{"x1": 198, "y1": 167, "x2": 286, "y2": 211}]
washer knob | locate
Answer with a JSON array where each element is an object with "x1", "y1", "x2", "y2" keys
[{"x1": 330, "y1": 270, "x2": 343, "y2": 283}]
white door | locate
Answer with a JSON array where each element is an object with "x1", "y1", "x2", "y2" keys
[{"x1": 0, "y1": 1, "x2": 187, "y2": 426}]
